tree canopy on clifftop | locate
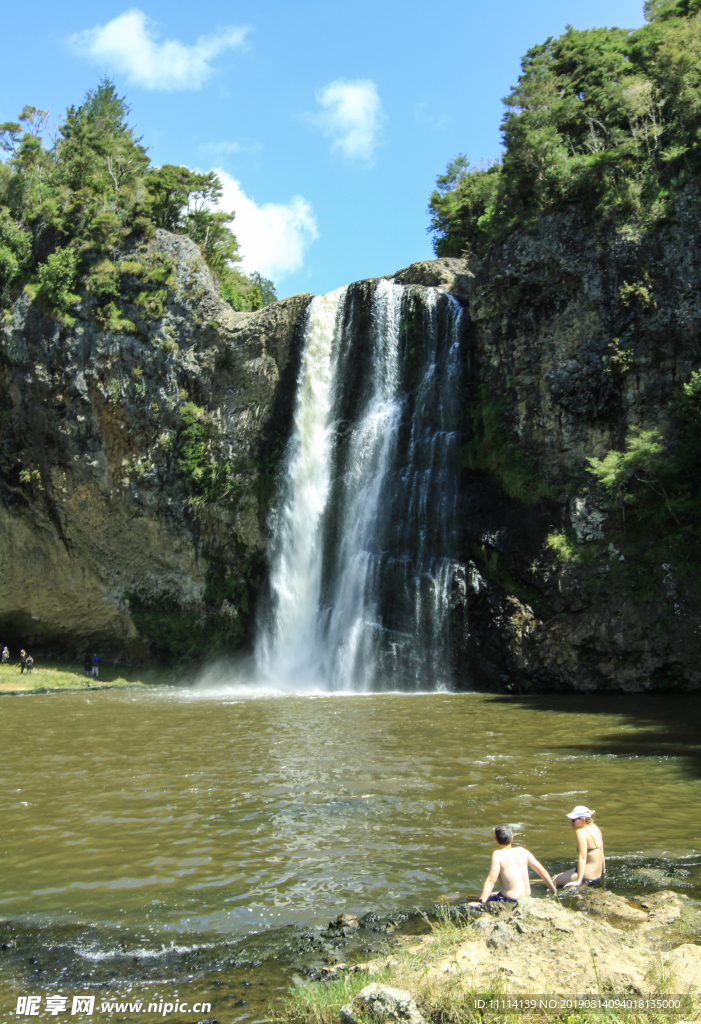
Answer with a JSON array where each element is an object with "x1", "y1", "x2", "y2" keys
[
  {"x1": 0, "y1": 80, "x2": 274, "y2": 318},
  {"x1": 429, "y1": 0, "x2": 701, "y2": 254}
]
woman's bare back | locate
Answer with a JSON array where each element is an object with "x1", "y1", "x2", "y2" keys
[{"x1": 580, "y1": 824, "x2": 604, "y2": 878}]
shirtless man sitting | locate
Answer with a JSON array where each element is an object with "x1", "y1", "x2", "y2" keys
[{"x1": 470, "y1": 825, "x2": 557, "y2": 906}]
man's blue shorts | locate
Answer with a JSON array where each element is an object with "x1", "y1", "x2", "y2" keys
[{"x1": 486, "y1": 892, "x2": 518, "y2": 904}]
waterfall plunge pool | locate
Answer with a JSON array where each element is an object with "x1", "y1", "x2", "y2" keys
[{"x1": 0, "y1": 686, "x2": 700, "y2": 1020}]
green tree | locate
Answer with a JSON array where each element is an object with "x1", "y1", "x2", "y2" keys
[
  {"x1": 216, "y1": 266, "x2": 277, "y2": 312},
  {"x1": 430, "y1": 3, "x2": 701, "y2": 254},
  {"x1": 146, "y1": 165, "x2": 218, "y2": 231},
  {"x1": 428, "y1": 157, "x2": 502, "y2": 255},
  {"x1": 588, "y1": 427, "x2": 679, "y2": 530},
  {"x1": 145, "y1": 164, "x2": 241, "y2": 273},
  {"x1": 247, "y1": 270, "x2": 277, "y2": 306},
  {"x1": 0, "y1": 80, "x2": 251, "y2": 319}
]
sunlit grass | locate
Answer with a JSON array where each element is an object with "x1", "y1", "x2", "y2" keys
[
  {"x1": 0, "y1": 658, "x2": 174, "y2": 692},
  {"x1": 278, "y1": 969, "x2": 393, "y2": 1024}
]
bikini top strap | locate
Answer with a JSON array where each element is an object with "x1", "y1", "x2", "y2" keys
[{"x1": 582, "y1": 826, "x2": 602, "y2": 851}]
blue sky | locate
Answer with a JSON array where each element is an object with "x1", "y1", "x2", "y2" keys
[{"x1": 2, "y1": 0, "x2": 646, "y2": 299}]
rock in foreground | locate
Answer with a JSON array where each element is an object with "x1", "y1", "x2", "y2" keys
[{"x1": 340, "y1": 984, "x2": 426, "y2": 1024}]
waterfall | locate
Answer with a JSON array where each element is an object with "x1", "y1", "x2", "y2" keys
[
  {"x1": 255, "y1": 288, "x2": 347, "y2": 684},
  {"x1": 255, "y1": 280, "x2": 463, "y2": 691}
]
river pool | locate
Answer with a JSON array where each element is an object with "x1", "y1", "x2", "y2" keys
[{"x1": 1, "y1": 685, "x2": 700, "y2": 1019}]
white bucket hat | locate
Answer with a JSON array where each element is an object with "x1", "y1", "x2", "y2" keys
[{"x1": 566, "y1": 805, "x2": 592, "y2": 819}]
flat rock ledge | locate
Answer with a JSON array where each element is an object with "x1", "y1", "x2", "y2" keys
[
  {"x1": 391, "y1": 258, "x2": 473, "y2": 304},
  {"x1": 341, "y1": 891, "x2": 701, "y2": 1012}
]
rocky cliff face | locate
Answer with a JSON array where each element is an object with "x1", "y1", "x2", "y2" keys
[
  {"x1": 4, "y1": 203, "x2": 701, "y2": 690},
  {"x1": 395, "y1": 192, "x2": 701, "y2": 692},
  {"x1": 0, "y1": 230, "x2": 311, "y2": 663}
]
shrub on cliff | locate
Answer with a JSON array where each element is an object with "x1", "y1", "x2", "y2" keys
[
  {"x1": 430, "y1": 0, "x2": 701, "y2": 254},
  {"x1": 587, "y1": 427, "x2": 682, "y2": 531},
  {"x1": 0, "y1": 81, "x2": 276, "y2": 318},
  {"x1": 37, "y1": 247, "x2": 80, "y2": 310}
]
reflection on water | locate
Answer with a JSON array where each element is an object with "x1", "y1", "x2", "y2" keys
[{"x1": 490, "y1": 692, "x2": 701, "y2": 780}]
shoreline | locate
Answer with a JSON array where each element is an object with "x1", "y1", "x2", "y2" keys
[
  {"x1": 0, "y1": 680, "x2": 146, "y2": 695},
  {"x1": 0, "y1": 880, "x2": 699, "y2": 1022},
  {"x1": 0, "y1": 660, "x2": 178, "y2": 694},
  {"x1": 280, "y1": 890, "x2": 701, "y2": 1024}
]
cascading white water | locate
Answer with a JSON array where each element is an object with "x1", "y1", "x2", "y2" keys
[
  {"x1": 322, "y1": 283, "x2": 462, "y2": 690},
  {"x1": 255, "y1": 288, "x2": 346, "y2": 684},
  {"x1": 256, "y1": 279, "x2": 463, "y2": 691},
  {"x1": 320, "y1": 280, "x2": 404, "y2": 690}
]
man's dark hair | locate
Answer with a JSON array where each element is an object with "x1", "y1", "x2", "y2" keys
[{"x1": 494, "y1": 825, "x2": 513, "y2": 845}]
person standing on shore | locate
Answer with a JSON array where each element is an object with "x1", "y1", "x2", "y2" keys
[
  {"x1": 1, "y1": 646, "x2": 8, "y2": 664},
  {"x1": 553, "y1": 806, "x2": 605, "y2": 888},
  {"x1": 19, "y1": 650, "x2": 26, "y2": 674},
  {"x1": 470, "y1": 825, "x2": 557, "y2": 906},
  {"x1": 91, "y1": 654, "x2": 99, "y2": 678},
  {"x1": 25, "y1": 654, "x2": 33, "y2": 675}
]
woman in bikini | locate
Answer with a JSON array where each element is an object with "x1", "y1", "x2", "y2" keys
[{"x1": 553, "y1": 805, "x2": 605, "y2": 888}]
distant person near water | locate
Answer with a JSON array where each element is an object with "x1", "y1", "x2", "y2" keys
[
  {"x1": 19, "y1": 650, "x2": 27, "y2": 673},
  {"x1": 470, "y1": 825, "x2": 557, "y2": 906},
  {"x1": 1, "y1": 645, "x2": 8, "y2": 663},
  {"x1": 25, "y1": 654, "x2": 33, "y2": 674},
  {"x1": 84, "y1": 655, "x2": 92, "y2": 677},
  {"x1": 91, "y1": 654, "x2": 99, "y2": 678},
  {"x1": 553, "y1": 806, "x2": 605, "y2": 888}
]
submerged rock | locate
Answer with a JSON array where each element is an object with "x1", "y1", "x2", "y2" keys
[
  {"x1": 335, "y1": 913, "x2": 359, "y2": 929},
  {"x1": 578, "y1": 890, "x2": 648, "y2": 921},
  {"x1": 633, "y1": 867, "x2": 674, "y2": 884}
]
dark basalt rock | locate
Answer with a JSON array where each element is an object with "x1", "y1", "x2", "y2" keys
[
  {"x1": 0, "y1": 229, "x2": 312, "y2": 663},
  {"x1": 395, "y1": 192, "x2": 701, "y2": 693},
  {"x1": 5, "y1": 192, "x2": 701, "y2": 689}
]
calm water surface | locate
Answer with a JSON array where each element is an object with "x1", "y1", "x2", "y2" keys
[
  {"x1": 1, "y1": 686, "x2": 700, "y2": 1018},
  {"x1": 2, "y1": 687, "x2": 701, "y2": 933}
]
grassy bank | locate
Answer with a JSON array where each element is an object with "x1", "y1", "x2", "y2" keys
[
  {"x1": 0, "y1": 658, "x2": 175, "y2": 693},
  {"x1": 283, "y1": 975, "x2": 693, "y2": 1024},
  {"x1": 277, "y1": 895, "x2": 700, "y2": 1024}
]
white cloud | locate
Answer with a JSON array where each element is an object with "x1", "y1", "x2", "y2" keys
[
  {"x1": 68, "y1": 9, "x2": 247, "y2": 91},
  {"x1": 310, "y1": 79, "x2": 384, "y2": 161},
  {"x1": 215, "y1": 170, "x2": 318, "y2": 283}
]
